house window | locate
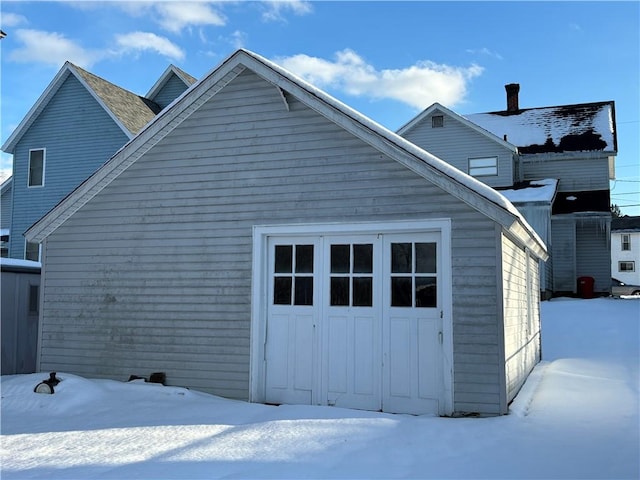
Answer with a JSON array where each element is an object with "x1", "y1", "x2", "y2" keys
[
  {"x1": 621, "y1": 234, "x2": 631, "y2": 251},
  {"x1": 619, "y1": 261, "x2": 635, "y2": 272},
  {"x1": 28, "y1": 149, "x2": 45, "y2": 187},
  {"x1": 25, "y1": 241, "x2": 40, "y2": 262},
  {"x1": 469, "y1": 157, "x2": 498, "y2": 177},
  {"x1": 431, "y1": 115, "x2": 444, "y2": 128},
  {"x1": 0, "y1": 234, "x2": 8, "y2": 258}
]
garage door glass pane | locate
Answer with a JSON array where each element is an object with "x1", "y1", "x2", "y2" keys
[
  {"x1": 275, "y1": 245, "x2": 292, "y2": 273},
  {"x1": 331, "y1": 277, "x2": 349, "y2": 306},
  {"x1": 353, "y1": 277, "x2": 372, "y2": 306},
  {"x1": 331, "y1": 245, "x2": 350, "y2": 273},
  {"x1": 415, "y1": 243, "x2": 436, "y2": 273},
  {"x1": 295, "y1": 277, "x2": 314, "y2": 305},
  {"x1": 391, "y1": 243, "x2": 412, "y2": 273},
  {"x1": 274, "y1": 277, "x2": 292, "y2": 304},
  {"x1": 416, "y1": 277, "x2": 437, "y2": 307},
  {"x1": 391, "y1": 277, "x2": 412, "y2": 307},
  {"x1": 296, "y1": 245, "x2": 314, "y2": 273},
  {"x1": 353, "y1": 244, "x2": 373, "y2": 273}
]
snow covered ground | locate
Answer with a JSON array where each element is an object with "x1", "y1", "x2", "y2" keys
[{"x1": 1, "y1": 297, "x2": 638, "y2": 479}]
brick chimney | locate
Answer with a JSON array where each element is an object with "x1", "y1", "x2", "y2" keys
[{"x1": 505, "y1": 83, "x2": 520, "y2": 112}]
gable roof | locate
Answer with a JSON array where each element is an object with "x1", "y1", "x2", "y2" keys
[
  {"x1": 466, "y1": 102, "x2": 617, "y2": 155},
  {"x1": 2, "y1": 62, "x2": 161, "y2": 153},
  {"x1": 25, "y1": 49, "x2": 547, "y2": 260},
  {"x1": 397, "y1": 102, "x2": 517, "y2": 153},
  {"x1": 146, "y1": 64, "x2": 198, "y2": 101},
  {"x1": 612, "y1": 216, "x2": 640, "y2": 232}
]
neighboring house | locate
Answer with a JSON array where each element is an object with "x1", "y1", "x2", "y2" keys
[
  {"x1": 398, "y1": 85, "x2": 617, "y2": 296},
  {"x1": 25, "y1": 49, "x2": 547, "y2": 416},
  {"x1": 1, "y1": 258, "x2": 41, "y2": 375},
  {"x1": 1, "y1": 62, "x2": 196, "y2": 260},
  {"x1": 611, "y1": 216, "x2": 640, "y2": 286},
  {"x1": 1, "y1": 177, "x2": 11, "y2": 257}
]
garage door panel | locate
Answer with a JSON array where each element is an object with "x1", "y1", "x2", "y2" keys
[
  {"x1": 354, "y1": 315, "x2": 375, "y2": 395},
  {"x1": 294, "y1": 313, "x2": 314, "y2": 392},
  {"x1": 389, "y1": 316, "x2": 412, "y2": 397},
  {"x1": 418, "y1": 318, "x2": 440, "y2": 399},
  {"x1": 328, "y1": 314, "x2": 348, "y2": 393}
]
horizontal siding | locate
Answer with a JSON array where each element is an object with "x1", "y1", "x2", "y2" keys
[
  {"x1": 40, "y1": 69, "x2": 503, "y2": 414},
  {"x1": 1, "y1": 184, "x2": 11, "y2": 231},
  {"x1": 551, "y1": 219, "x2": 577, "y2": 292},
  {"x1": 9, "y1": 74, "x2": 129, "y2": 258},
  {"x1": 502, "y1": 234, "x2": 541, "y2": 404},
  {"x1": 576, "y1": 217, "x2": 611, "y2": 293},
  {"x1": 522, "y1": 156, "x2": 610, "y2": 191},
  {"x1": 151, "y1": 74, "x2": 189, "y2": 110},
  {"x1": 400, "y1": 108, "x2": 515, "y2": 188}
]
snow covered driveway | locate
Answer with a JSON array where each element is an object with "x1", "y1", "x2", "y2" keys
[{"x1": 2, "y1": 297, "x2": 638, "y2": 479}]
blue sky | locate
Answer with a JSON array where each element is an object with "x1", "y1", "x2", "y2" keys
[{"x1": 1, "y1": 1, "x2": 639, "y2": 215}]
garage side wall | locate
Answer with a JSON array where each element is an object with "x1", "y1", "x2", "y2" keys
[
  {"x1": 37, "y1": 69, "x2": 504, "y2": 414},
  {"x1": 501, "y1": 233, "x2": 541, "y2": 404}
]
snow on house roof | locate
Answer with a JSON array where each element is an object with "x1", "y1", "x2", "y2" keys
[
  {"x1": 466, "y1": 102, "x2": 617, "y2": 154},
  {"x1": 498, "y1": 179, "x2": 558, "y2": 205}
]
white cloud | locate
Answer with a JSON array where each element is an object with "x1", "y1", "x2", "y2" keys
[
  {"x1": 276, "y1": 49, "x2": 484, "y2": 110},
  {"x1": 154, "y1": 2, "x2": 226, "y2": 33},
  {"x1": 1, "y1": 12, "x2": 28, "y2": 28},
  {"x1": 0, "y1": 152, "x2": 13, "y2": 183},
  {"x1": 229, "y1": 30, "x2": 248, "y2": 49},
  {"x1": 8, "y1": 29, "x2": 102, "y2": 68},
  {"x1": 466, "y1": 47, "x2": 503, "y2": 60},
  {"x1": 262, "y1": 0, "x2": 313, "y2": 22},
  {"x1": 114, "y1": 31, "x2": 185, "y2": 61}
]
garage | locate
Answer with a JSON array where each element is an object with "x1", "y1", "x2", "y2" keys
[{"x1": 251, "y1": 221, "x2": 453, "y2": 416}]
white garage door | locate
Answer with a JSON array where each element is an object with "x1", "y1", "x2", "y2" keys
[{"x1": 253, "y1": 223, "x2": 452, "y2": 416}]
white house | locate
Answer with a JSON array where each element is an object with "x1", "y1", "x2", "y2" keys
[{"x1": 611, "y1": 217, "x2": 640, "y2": 285}]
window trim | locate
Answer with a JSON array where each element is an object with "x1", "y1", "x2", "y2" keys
[
  {"x1": 618, "y1": 261, "x2": 635, "y2": 272},
  {"x1": 621, "y1": 234, "x2": 631, "y2": 251},
  {"x1": 468, "y1": 156, "x2": 498, "y2": 177},
  {"x1": 28, "y1": 148, "x2": 46, "y2": 188},
  {"x1": 431, "y1": 115, "x2": 444, "y2": 128}
]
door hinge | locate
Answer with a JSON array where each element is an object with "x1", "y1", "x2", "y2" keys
[
  {"x1": 439, "y1": 331, "x2": 443, "y2": 345},
  {"x1": 440, "y1": 310, "x2": 443, "y2": 319}
]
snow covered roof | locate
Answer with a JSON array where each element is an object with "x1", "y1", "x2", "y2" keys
[
  {"x1": 498, "y1": 179, "x2": 558, "y2": 205},
  {"x1": 397, "y1": 103, "x2": 517, "y2": 153},
  {"x1": 0, "y1": 257, "x2": 41, "y2": 272},
  {"x1": 24, "y1": 49, "x2": 547, "y2": 259},
  {"x1": 466, "y1": 102, "x2": 617, "y2": 154}
]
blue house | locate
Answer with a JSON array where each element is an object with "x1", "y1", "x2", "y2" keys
[{"x1": 1, "y1": 63, "x2": 196, "y2": 260}]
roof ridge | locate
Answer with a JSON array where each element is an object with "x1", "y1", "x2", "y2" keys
[{"x1": 70, "y1": 63, "x2": 161, "y2": 135}]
